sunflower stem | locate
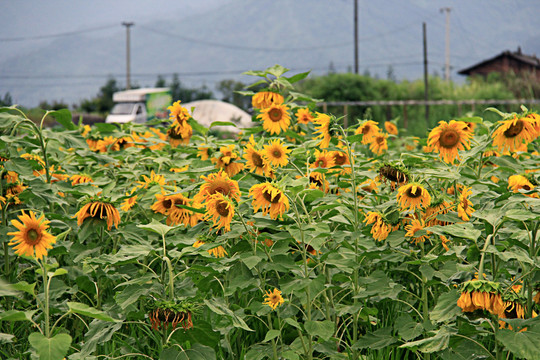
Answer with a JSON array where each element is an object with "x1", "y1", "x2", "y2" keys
[
  {"x1": 163, "y1": 256, "x2": 174, "y2": 301},
  {"x1": 420, "y1": 242, "x2": 430, "y2": 360},
  {"x1": 267, "y1": 313, "x2": 279, "y2": 360},
  {"x1": 39, "y1": 259, "x2": 50, "y2": 338},
  {"x1": 477, "y1": 234, "x2": 493, "y2": 281}
]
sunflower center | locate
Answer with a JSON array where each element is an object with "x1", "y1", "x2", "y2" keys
[
  {"x1": 504, "y1": 120, "x2": 524, "y2": 138},
  {"x1": 213, "y1": 185, "x2": 229, "y2": 195},
  {"x1": 26, "y1": 228, "x2": 41, "y2": 245},
  {"x1": 252, "y1": 153, "x2": 264, "y2": 167},
  {"x1": 334, "y1": 153, "x2": 346, "y2": 165},
  {"x1": 361, "y1": 125, "x2": 371, "y2": 135},
  {"x1": 405, "y1": 187, "x2": 422, "y2": 198},
  {"x1": 216, "y1": 201, "x2": 230, "y2": 217},
  {"x1": 262, "y1": 189, "x2": 281, "y2": 204},
  {"x1": 269, "y1": 295, "x2": 279, "y2": 302},
  {"x1": 168, "y1": 127, "x2": 183, "y2": 139},
  {"x1": 273, "y1": 150, "x2": 282, "y2": 158},
  {"x1": 522, "y1": 185, "x2": 531, "y2": 191},
  {"x1": 439, "y1": 129, "x2": 460, "y2": 148},
  {"x1": 269, "y1": 108, "x2": 283, "y2": 122},
  {"x1": 163, "y1": 199, "x2": 173, "y2": 209},
  {"x1": 310, "y1": 176, "x2": 323, "y2": 187}
]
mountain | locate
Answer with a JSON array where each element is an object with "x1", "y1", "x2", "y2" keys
[{"x1": 1, "y1": 0, "x2": 539, "y2": 107}]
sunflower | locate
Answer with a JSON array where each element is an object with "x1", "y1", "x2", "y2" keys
[
  {"x1": 457, "y1": 186, "x2": 475, "y2": 221},
  {"x1": 74, "y1": 200, "x2": 121, "y2": 230},
  {"x1": 249, "y1": 183, "x2": 289, "y2": 220},
  {"x1": 151, "y1": 193, "x2": 177, "y2": 215},
  {"x1": 378, "y1": 163, "x2": 409, "y2": 188},
  {"x1": 258, "y1": 103, "x2": 291, "y2": 135},
  {"x1": 21, "y1": 153, "x2": 46, "y2": 167},
  {"x1": 424, "y1": 200, "x2": 453, "y2": 227},
  {"x1": 244, "y1": 143, "x2": 272, "y2": 176},
  {"x1": 295, "y1": 108, "x2": 313, "y2": 124},
  {"x1": 355, "y1": 120, "x2": 380, "y2": 144},
  {"x1": 492, "y1": 116, "x2": 538, "y2": 153},
  {"x1": 194, "y1": 170, "x2": 241, "y2": 204},
  {"x1": 170, "y1": 166, "x2": 189, "y2": 173},
  {"x1": 204, "y1": 193, "x2": 234, "y2": 232},
  {"x1": 252, "y1": 91, "x2": 284, "y2": 109},
  {"x1": 263, "y1": 139, "x2": 291, "y2": 168},
  {"x1": 70, "y1": 174, "x2": 93, "y2": 185},
  {"x1": 369, "y1": 132, "x2": 388, "y2": 155},
  {"x1": 120, "y1": 195, "x2": 137, "y2": 212},
  {"x1": 310, "y1": 149, "x2": 335, "y2": 169},
  {"x1": 358, "y1": 178, "x2": 379, "y2": 193},
  {"x1": 136, "y1": 170, "x2": 166, "y2": 190},
  {"x1": 384, "y1": 121, "x2": 398, "y2": 135},
  {"x1": 427, "y1": 120, "x2": 472, "y2": 164},
  {"x1": 167, "y1": 195, "x2": 203, "y2": 227},
  {"x1": 197, "y1": 145, "x2": 210, "y2": 161},
  {"x1": 405, "y1": 218, "x2": 429, "y2": 244},
  {"x1": 308, "y1": 171, "x2": 329, "y2": 193},
  {"x1": 313, "y1": 113, "x2": 332, "y2": 148},
  {"x1": 8, "y1": 211, "x2": 56, "y2": 260},
  {"x1": 211, "y1": 145, "x2": 244, "y2": 177},
  {"x1": 193, "y1": 240, "x2": 228, "y2": 258},
  {"x1": 167, "y1": 122, "x2": 192, "y2": 147},
  {"x1": 330, "y1": 150, "x2": 351, "y2": 174},
  {"x1": 168, "y1": 100, "x2": 191, "y2": 124},
  {"x1": 363, "y1": 211, "x2": 392, "y2": 242},
  {"x1": 507, "y1": 175, "x2": 538, "y2": 198},
  {"x1": 396, "y1": 183, "x2": 431, "y2": 211},
  {"x1": 263, "y1": 288, "x2": 285, "y2": 310}
]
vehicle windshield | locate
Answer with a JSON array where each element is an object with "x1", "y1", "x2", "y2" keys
[{"x1": 110, "y1": 103, "x2": 137, "y2": 115}]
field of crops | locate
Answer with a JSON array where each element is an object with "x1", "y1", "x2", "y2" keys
[{"x1": 1, "y1": 65, "x2": 539, "y2": 360}]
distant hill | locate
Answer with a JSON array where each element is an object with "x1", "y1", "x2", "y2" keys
[{"x1": 2, "y1": 0, "x2": 539, "y2": 107}]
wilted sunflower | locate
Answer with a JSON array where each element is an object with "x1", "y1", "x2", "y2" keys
[
  {"x1": 355, "y1": 120, "x2": 380, "y2": 144},
  {"x1": 424, "y1": 199, "x2": 453, "y2": 227},
  {"x1": 384, "y1": 121, "x2": 398, "y2": 135},
  {"x1": 193, "y1": 240, "x2": 228, "y2": 258},
  {"x1": 307, "y1": 171, "x2": 329, "y2": 193},
  {"x1": 8, "y1": 210, "x2": 56, "y2": 260},
  {"x1": 457, "y1": 186, "x2": 475, "y2": 221},
  {"x1": 194, "y1": 170, "x2": 241, "y2": 204},
  {"x1": 427, "y1": 120, "x2": 472, "y2": 164},
  {"x1": 70, "y1": 174, "x2": 93, "y2": 185},
  {"x1": 295, "y1": 108, "x2": 313, "y2": 124},
  {"x1": 363, "y1": 211, "x2": 393, "y2": 242},
  {"x1": 120, "y1": 195, "x2": 137, "y2": 212},
  {"x1": 263, "y1": 139, "x2": 291, "y2": 168},
  {"x1": 508, "y1": 174, "x2": 537, "y2": 197},
  {"x1": 313, "y1": 113, "x2": 333, "y2": 148},
  {"x1": 168, "y1": 100, "x2": 191, "y2": 124},
  {"x1": 330, "y1": 150, "x2": 351, "y2": 175},
  {"x1": 358, "y1": 178, "x2": 379, "y2": 193},
  {"x1": 197, "y1": 145, "x2": 210, "y2": 161},
  {"x1": 211, "y1": 145, "x2": 244, "y2": 177},
  {"x1": 369, "y1": 132, "x2": 388, "y2": 155},
  {"x1": 263, "y1": 288, "x2": 285, "y2": 310},
  {"x1": 136, "y1": 170, "x2": 166, "y2": 190},
  {"x1": 151, "y1": 193, "x2": 177, "y2": 215},
  {"x1": 249, "y1": 183, "x2": 289, "y2": 220},
  {"x1": 397, "y1": 183, "x2": 431, "y2": 211},
  {"x1": 492, "y1": 115, "x2": 537, "y2": 153},
  {"x1": 310, "y1": 149, "x2": 335, "y2": 169},
  {"x1": 74, "y1": 199, "x2": 120, "y2": 230},
  {"x1": 204, "y1": 193, "x2": 235, "y2": 232},
  {"x1": 252, "y1": 91, "x2": 284, "y2": 109},
  {"x1": 405, "y1": 218, "x2": 429, "y2": 244},
  {"x1": 378, "y1": 163, "x2": 409, "y2": 189},
  {"x1": 167, "y1": 195, "x2": 203, "y2": 227},
  {"x1": 167, "y1": 122, "x2": 192, "y2": 147},
  {"x1": 148, "y1": 300, "x2": 195, "y2": 331},
  {"x1": 244, "y1": 143, "x2": 273, "y2": 176},
  {"x1": 258, "y1": 103, "x2": 291, "y2": 135}
]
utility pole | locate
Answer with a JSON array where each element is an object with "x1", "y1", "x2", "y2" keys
[
  {"x1": 354, "y1": 0, "x2": 359, "y2": 74},
  {"x1": 122, "y1": 22, "x2": 134, "y2": 89},
  {"x1": 423, "y1": 22, "x2": 429, "y2": 125},
  {"x1": 440, "y1": 7, "x2": 451, "y2": 82}
]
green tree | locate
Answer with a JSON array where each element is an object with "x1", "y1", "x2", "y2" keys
[
  {"x1": 216, "y1": 79, "x2": 249, "y2": 110},
  {"x1": 79, "y1": 77, "x2": 120, "y2": 114},
  {"x1": 169, "y1": 73, "x2": 214, "y2": 102},
  {"x1": 0, "y1": 92, "x2": 12, "y2": 107},
  {"x1": 155, "y1": 75, "x2": 167, "y2": 88}
]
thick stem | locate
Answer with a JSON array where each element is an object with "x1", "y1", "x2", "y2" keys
[
  {"x1": 477, "y1": 235, "x2": 493, "y2": 280},
  {"x1": 267, "y1": 313, "x2": 279, "y2": 360},
  {"x1": 163, "y1": 256, "x2": 174, "y2": 301},
  {"x1": 39, "y1": 260, "x2": 50, "y2": 338}
]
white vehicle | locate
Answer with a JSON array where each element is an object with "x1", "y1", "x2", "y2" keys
[{"x1": 105, "y1": 88, "x2": 172, "y2": 124}]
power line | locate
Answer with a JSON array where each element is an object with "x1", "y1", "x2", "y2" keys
[{"x1": 0, "y1": 24, "x2": 118, "y2": 42}]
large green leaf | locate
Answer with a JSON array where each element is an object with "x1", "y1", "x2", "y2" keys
[
  {"x1": 67, "y1": 302, "x2": 117, "y2": 322},
  {"x1": 426, "y1": 223, "x2": 481, "y2": 241},
  {"x1": 497, "y1": 325, "x2": 540, "y2": 360},
  {"x1": 137, "y1": 219, "x2": 175, "y2": 236},
  {"x1": 395, "y1": 314, "x2": 423, "y2": 341},
  {"x1": 159, "y1": 343, "x2": 216, "y2": 360},
  {"x1": 0, "y1": 310, "x2": 37, "y2": 321},
  {"x1": 204, "y1": 299, "x2": 253, "y2": 331},
  {"x1": 400, "y1": 327, "x2": 454, "y2": 353},
  {"x1": 263, "y1": 329, "x2": 281, "y2": 342},
  {"x1": 430, "y1": 289, "x2": 461, "y2": 323},
  {"x1": 304, "y1": 320, "x2": 335, "y2": 341},
  {"x1": 28, "y1": 332, "x2": 72, "y2": 360},
  {"x1": 353, "y1": 327, "x2": 398, "y2": 350},
  {"x1": 0, "y1": 332, "x2": 15, "y2": 344},
  {"x1": 48, "y1": 109, "x2": 75, "y2": 130}
]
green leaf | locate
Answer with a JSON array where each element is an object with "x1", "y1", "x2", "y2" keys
[
  {"x1": 189, "y1": 118, "x2": 208, "y2": 135},
  {"x1": 0, "y1": 332, "x2": 15, "y2": 344},
  {"x1": 204, "y1": 299, "x2": 253, "y2": 331},
  {"x1": 263, "y1": 329, "x2": 281, "y2": 342},
  {"x1": 497, "y1": 325, "x2": 540, "y2": 360},
  {"x1": 485, "y1": 245, "x2": 534, "y2": 265},
  {"x1": 48, "y1": 109, "x2": 75, "y2": 130},
  {"x1": 284, "y1": 71, "x2": 310, "y2": 84},
  {"x1": 209, "y1": 121, "x2": 237, "y2": 128},
  {"x1": 159, "y1": 343, "x2": 216, "y2": 360},
  {"x1": 265, "y1": 64, "x2": 289, "y2": 78},
  {"x1": 304, "y1": 320, "x2": 334, "y2": 341},
  {"x1": 400, "y1": 327, "x2": 453, "y2": 353},
  {"x1": 137, "y1": 219, "x2": 174, "y2": 236},
  {"x1": 504, "y1": 209, "x2": 540, "y2": 221},
  {"x1": 426, "y1": 223, "x2": 481, "y2": 241},
  {"x1": 240, "y1": 255, "x2": 262, "y2": 270},
  {"x1": 395, "y1": 314, "x2": 423, "y2": 341},
  {"x1": 115, "y1": 284, "x2": 150, "y2": 309},
  {"x1": 49, "y1": 268, "x2": 68, "y2": 278},
  {"x1": 283, "y1": 317, "x2": 302, "y2": 330},
  {"x1": 430, "y1": 289, "x2": 461, "y2": 323},
  {"x1": 67, "y1": 302, "x2": 117, "y2": 322},
  {"x1": 28, "y1": 332, "x2": 72, "y2": 360},
  {"x1": 353, "y1": 327, "x2": 398, "y2": 350},
  {"x1": 0, "y1": 310, "x2": 37, "y2": 321}
]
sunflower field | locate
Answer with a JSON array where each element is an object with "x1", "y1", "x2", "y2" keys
[{"x1": 1, "y1": 65, "x2": 540, "y2": 360}]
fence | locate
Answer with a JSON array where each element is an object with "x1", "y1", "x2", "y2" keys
[{"x1": 318, "y1": 99, "x2": 540, "y2": 131}]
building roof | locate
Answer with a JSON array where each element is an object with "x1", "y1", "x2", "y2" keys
[{"x1": 458, "y1": 48, "x2": 540, "y2": 75}]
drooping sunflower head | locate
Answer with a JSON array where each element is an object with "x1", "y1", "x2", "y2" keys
[
  {"x1": 257, "y1": 103, "x2": 291, "y2": 135},
  {"x1": 195, "y1": 170, "x2": 241, "y2": 204},
  {"x1": 457, "y1": 186, "x2": 475, "y2": 221},
  {"x1": 405, "y1": 218, "x2": 429, "y2": 244},
  {"x1": 263, "y1": 139, "x2": 291, "y2": 168},
  {"x1": 168, "y1": 100, "x2": 191, "y2": 124},
  {"x1": 8, "y1": 210, "x2": 56, "y2": 260},
  {"x1": 507, "y1": 174, "x2": 537, "y2": 197},
  {"x1": 73, "y1": 198, "x2": 121, "y2": 230},
  {"x1": 148, "y1": 299, "x2": 197, "y2": 331},
  {"x1": 252, "y1": 91, "x2": 284, "y2": 109},
  {"x1": 70, "y1": 174, "x2": 93, "y2": 186},
  {"x1": 423, "y1": 198, "x2": 453, "y2": 227},
  {"x1": 211, "y1": 145, "x2": 244, "y2": 177},
  {"x1": 295, "y1": 107, "x2": 313, "y2": 125},
  {"x1": 384, "y1": 121, "x2": 398, "y2": 135},
  {"x1": 363, "y1": 211, "x2": 393, "y2": 241},
  {"x1": 167, "y1": 194, "x2": 203, "y2": 227},
  {"x1": 136, "y1": 170, "x2": 166, "y2": 190},
  {"x1": 249, "y1": 182, "x2": 289, "y2": 220},
  {"x1": 397, "y1": 183, "x2": 431, "y2": 211},
  {"x1": 243, "y1": 144, "x2": 272, "y2": 176},
  {"x1": 167, "y1": 122, "x2": 193, "y2": 147},
  {"x1": 263, "y1": 288, "x2": 285, "y2": 310},
  {"x1": 378, "y1": 162, "x2": 409, "y2": 188},
  {"x1": 427, "y1": 120, "x2": 472, "y2": 163},
  {"x1": 355, "y1": 120, "x2": 381, "y2": 145},
  {"x1": 308, "y1": 171, "x2": 329, "y2": 193},
  {"x1": 120, "y1": 194, "x2": 138, "y2": 212},
  {"x1": 312, "y1": 113, "x2": 334, "y2": 148},
  {"x1": 492, "y1": 115, "x2": 538, "y2": 153}
]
